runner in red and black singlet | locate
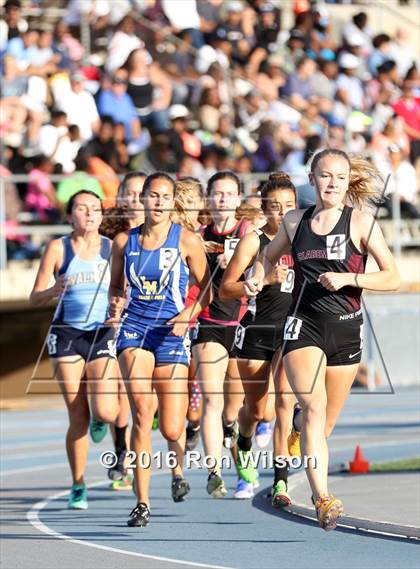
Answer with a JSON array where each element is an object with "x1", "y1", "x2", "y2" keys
[
  {"x1": 192, "y1": 171, "x2": 253, "y2": 499},
  {"x1": 246, "y1": 149, "x2": 400, "y2": 530}
]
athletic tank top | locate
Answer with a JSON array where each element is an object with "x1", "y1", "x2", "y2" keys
[
  {"x1": 291, "y1": 205, "x2": 367, "y2": 314},
  {"x1": 123, "y1": 223, "x2": 189, "y2": 323},
  {"x1": 199, "y1": 219, "x2": 248, "y2": 324},
  {"x1": 243, "y1": 229, "x2": 294, "y2": 324},
  {"x1": 127, "y1": 77, "x2": 154, "y2": 115},
  {"x1": 54, "y1": 236, "x2": 111, "y2": 330}
]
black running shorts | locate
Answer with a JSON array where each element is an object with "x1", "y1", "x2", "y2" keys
[
  {"x1": 235, "y1": 323, "x2": 284, "y2": 362},
  {"x1": 281, "y1": 309, "x2": 363, "y2": 366},
  {"x1": 191, "y1": 318, "x2": 237, "y2": 358},
  {"x1": 47, "y1": 323, "x2": 117, "y2": 361}
]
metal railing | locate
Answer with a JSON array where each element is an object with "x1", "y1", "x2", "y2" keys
[{"x1": 1, "y1": 171, "x2": 418, "y2": 271}]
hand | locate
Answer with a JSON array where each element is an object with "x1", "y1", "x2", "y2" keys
[
  {"x1": 51, "y1": 275, "x2": 66, "y2": 299},
  {"x1": 167, "y1": 314, "x2": 189, "y2": 337},
  {"x1": 243, "y1": 276, "x2": 264, "y2": 297},
  {"x1": 105, "y1": 296, "x2": 125, "y2": 326},
  {"x1": 265, "y1": 263, "x2": 289, "y2": 285},
  {"x1": 205, "y1": 241, "x2": 224, "y2": 254},
  {"x1": 216, "y1": 253, "x2": 231, "y2": 269},
  {"x1": 317, "y1": 272, "x2": 351, "y2": 292}
]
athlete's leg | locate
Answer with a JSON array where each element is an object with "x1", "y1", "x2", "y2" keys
[
  {"x1": 192, "y1": 342, "x2": 229, "y2": 475},
  {"x1": 262, "y1": 372, "x2": 276, "y2": 423},
  {"x1": 325, "y1": 364, "x2": 359, "y2": 438},
  {"x1": 187, "y1": 356, "x2": 202, "y2": 424},
  {"x1": 154, "y1": 363, "x2": 189, "y2": 479},
  {"x1": 86, "y1": 357, "x2": 120, "y2": 423},
  {"x1": 283, "y1": 347, "x2": 329, "y2": 498},
  {"x1": 53, "y1": 356, "x2": 89, "y2": 485},
  {"x1": 119, "y1": 348, "x2": 155, "y2": 508},
  {"x1": 237, "y1": 358, "x2": 270, "y2": 438},
  {"x1": 272, "y1": 352, "x2": 295, "y2": 458}
]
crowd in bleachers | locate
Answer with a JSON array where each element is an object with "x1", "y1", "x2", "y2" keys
[{"x1": 1, "y1": 0, "x2": 419, "y2": 258}]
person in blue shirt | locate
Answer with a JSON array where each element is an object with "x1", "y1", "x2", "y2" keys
[
  {"x1": 30, "y1": 190, "x2": 120, "y2": 511},
  {"x1": 108, "y1": 172, "x2": 212, "y2": 528},
  {"x1": 96, "y1": 69, "x2": 150, "y2": 154}
]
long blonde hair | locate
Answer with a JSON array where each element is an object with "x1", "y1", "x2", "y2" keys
[
  {"x1": 310, "y1": 148, "x2": 385, "y2": 209},
  {"x1": 173, "y1": 177, "x2": 205, "y2": 232}
]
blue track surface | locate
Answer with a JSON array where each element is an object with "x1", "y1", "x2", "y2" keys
[{"x1": 1, "y1": 388, "x2": 420, "y2": 569}]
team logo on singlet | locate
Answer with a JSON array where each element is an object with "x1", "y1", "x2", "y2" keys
[{"x1": 129, "y1": 264, "x2": 167, "y2": 301}]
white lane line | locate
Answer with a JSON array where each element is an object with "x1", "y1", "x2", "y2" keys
[
  {"x1": 27, "y1": 477, "x2": 234, "y2": 569},
  {"x1": 1, "y1": 462, "x2": 70, "y2": 477}
]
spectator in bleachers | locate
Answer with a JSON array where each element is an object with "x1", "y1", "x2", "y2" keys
[
  {"x1": 106, "y1": 14, "x2": 144, "y2": 74},
  {"x1": 53, "y1": 71, "x2": 100, "y2": 141},
  {"x1": 52, "y1": 19, "x2": 84, "y2": 69},
  {"x1": 124, "y1": 48, "x2": 172, "y2": 131},
  {"x1": 392, "y1": 79, "x2": 420, "y2": 164},
  {"x1": 56, "y1": 151, "x2": 103, "y2": 206},
  {"x1": 384, "y1": 144, "x2": 419, "y2": 219},
  {"x1": 24, "y1": 154, "x2": 60, "y2": 222},
  {"x1": 0, "y1": 0, "x2": 28, "y2": 52}
]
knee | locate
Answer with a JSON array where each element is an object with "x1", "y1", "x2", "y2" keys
[
  {"x1": 245, "y1": 402, "x2": 265, "y2": 424},
  {"x1": 324, "y1": 420, "x2": 335, "y2": 439},
  {"x1": 94, "y1": 409, "x2": 118, "y2": 424},
  {"x1": 68, "y1": 406, "x2": 89, "y2": 434},
  {"x1": 160, "y1": 423, "x2": 183, "y2": 442},
  {"x1": 302, "y1": 399, "x2": 327, "y2": 426},
  {"x1": 132, "y1": 406, "x2": 155, "y2": 431}
]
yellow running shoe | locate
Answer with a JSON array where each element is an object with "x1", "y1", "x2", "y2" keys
[
  {"x1": 315, "y1": 494, "x2": 343, "y2": 531},
  {"x1": 287, "y1": 429, "x2": 301, "y2": 457},
  {"x1": 110, "y1": 475, "x2": 133, "y2": 491}
]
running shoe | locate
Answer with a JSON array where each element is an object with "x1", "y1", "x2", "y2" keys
[
  {"x1": 315, "y1": 494, "x2": 343, "y2": 531},
  {"x1": 287, "y1": 404, "x2": 302, "y2": 456},
  {"x1": 185, "y1": 422, "x2": 201, "y2": 451},
  {"x1": 68, "y1": 484, "x2": 88, "y2": 510},
  {"x1": 287, "y1": 430, "x2": 301, "y2": 457},
  {"x1": 152, "y1": 412, "x2": 159, "y2": 431},
  {"x1": 233, "y1": 478, "x2": 254, "y2": 500},
  {"x1": 253, "y1": 471, "x2": 260, "y2": 489},
  {"x1": 108, "y1": 448, "x2": 127, "y2": 481},
  {"x1": 127, "y1": 502, "x2": 151, "y2": 527},
  {"x1": 171, "y1": 476, "x2": 191, "y2": 502},
  {"x1": 223, "y1": 420, "x2": 239, "y2": 449},
  {"x1": 271, "y1": 480, "x2": 292, "y2": 508},
  {"x1": 110, "y1": 474, "x2": 133, "y2": 491},
  {"x1": 236, "y1": 449, "x2": 258, "y2": 484},
  {"x1": 206, "y1": 472, "x2": 228, "y2": 498},
  {"x1": 255, "y1": 421, "x2": 273, "y2": 449},
  {"x1": 89, "y1": 417, "x2": 107, "y2": 443}
]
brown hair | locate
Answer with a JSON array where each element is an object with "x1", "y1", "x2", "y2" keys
[
  {"x1": 99, "y1": 206, "x2": 129, "y2": 239},
  {"x1": 260, "y1": 171, "x2": 297, "y2": 211},
  {"x1": 310, "y1": 148, "x2": 384, "y2": 208}
]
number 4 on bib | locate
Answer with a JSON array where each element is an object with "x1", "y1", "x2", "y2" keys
[
  {"x1": 283, "y1": 316, "x2": 303, "y2": 341},
  {"x1": 326, "y1": 234, "x2": 346, "y2": 260}
]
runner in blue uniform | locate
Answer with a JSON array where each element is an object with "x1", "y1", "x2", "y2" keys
[
  {"x1": 30, "y1": 190, "x2": 120, "y2": 510},
  {"x1": 108, "y1": 172, "x2": 211, "y2": 527},
  {"x1": 245, "y1": 149, "x2": 400, "y2": 530}
]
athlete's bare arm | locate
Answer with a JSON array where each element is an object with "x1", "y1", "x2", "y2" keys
[
  {"x1": 167, "y1": 230, "x2": 213, "y2": 337},
  {"x1": 107, "y1": 231, "x2": 129, "y2": 321},
  {"x1": 318, "y1": 211, "x2": 400, "y2": 292},
  {"x1": 219, "y1": 231, "x2": 260, "y2": 301},
  {"x1": 29, "y1": 239, "x2": 65, "y2": 306},
  {"x1": 245, "y1": 210, "x2": 304, "y2": 295}
]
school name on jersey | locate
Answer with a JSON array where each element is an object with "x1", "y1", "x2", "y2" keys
[
  {"x1": 137, "y1": 276, "x2": 166, "y2": 301},
  {"x1": 66, "y1": 263, "x2": 110, "y2": 287},
  {"x1": 297, "y1": 249, "x2": 328, "y2": 261}
]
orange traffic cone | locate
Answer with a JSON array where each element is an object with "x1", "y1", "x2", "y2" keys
[{"x1": 349, "y1": 445, "x2": 369, "y2": 474}]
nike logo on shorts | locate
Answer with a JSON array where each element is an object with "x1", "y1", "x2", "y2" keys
[{"x1": 348, "y1": 350, "x2": 361, "y2": 359}]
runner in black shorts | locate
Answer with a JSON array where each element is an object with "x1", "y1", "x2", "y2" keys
[
  {"x1": 220, "y1": 172, "x2": 298, "y2": 502},
  {"x1": 191, "y1": 171, "x2": 252, "y2": 498},
  {"x1": 246, "y1": 149, "x2": 400, "y2": 530},
  {"x1": 30, "y1": 191, "x2": 120, "y2": 511}
]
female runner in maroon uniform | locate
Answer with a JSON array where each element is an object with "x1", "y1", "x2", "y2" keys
[
  {"x1": 220, "y1": 173, "x2": 298, "y2": 502},
  {"x1": 246, "y1": 149, "x2": 400, "y2": 530}
]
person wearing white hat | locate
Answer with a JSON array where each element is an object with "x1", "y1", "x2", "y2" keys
[{"x1": 336, "y1": 53, "x2": 365, "y2": 111}]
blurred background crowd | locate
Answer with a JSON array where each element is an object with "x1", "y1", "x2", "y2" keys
[{"x1": 1, "y1": 0, "x2": 419, "y2": 260}]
